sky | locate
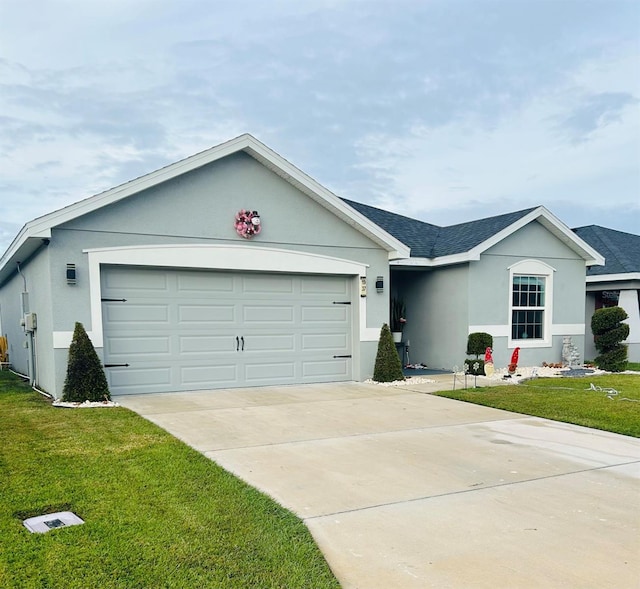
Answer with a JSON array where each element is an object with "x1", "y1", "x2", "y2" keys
[{"x1": 0, "y1": 0, "x2": 638, "y2": 254}]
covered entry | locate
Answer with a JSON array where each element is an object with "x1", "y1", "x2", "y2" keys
[{"x1": 101, "y1": 266, "x2": 353, "y2": 394}]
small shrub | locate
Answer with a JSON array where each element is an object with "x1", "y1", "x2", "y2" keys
[
  {"x1": 591, "y1": 307, "x2": 629, "y2": 372},
  {"x1": 466, "y1": 332, "x2": 493, "y2": 358},
  {"x1": 62, "y1": 322, "x2": 111, "y2": 402},
  {"x1": 373, "y1": 323, "x2": 405, "y2": 382},
  {"x1": 464, "y1": 359, "x2": 485, "y2": 376}
]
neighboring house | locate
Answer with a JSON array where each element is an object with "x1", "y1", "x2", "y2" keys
[
  {"x1": 573, "y1": 226, "x2": 640, "y2": 362},
  {"x1": 0, "y1": 134, "x2": 604, "y2": 397}
]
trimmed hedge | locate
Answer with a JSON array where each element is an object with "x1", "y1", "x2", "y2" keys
[
  {"x1": 62, "y1": 321, "x2": 111, "y2": 402},
  {"x1": 466, "y1": 332, "x2": 493, "y2": 358},
  {"x1": 373, "y1": 323, "x2": 405, "y2": 382},
  {"x1": 591, "y1": 307, "x2": 629, "y2": 372}
]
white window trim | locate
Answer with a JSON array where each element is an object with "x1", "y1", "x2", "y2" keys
[{"x1": 508, "y1": 259, "x2": 555, "y2": 348}]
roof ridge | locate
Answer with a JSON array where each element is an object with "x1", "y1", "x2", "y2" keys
[
  {"x1": 574, "y1": 224, "x2": 639, "y2": 238},
  {"x1": 440, "y1": 206, "x2": 538, "y2": 230},
  {"x1": 340, "y1": 198, "x2": 441, "y2": 228}
]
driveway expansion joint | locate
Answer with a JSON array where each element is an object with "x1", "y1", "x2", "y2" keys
[
  {"x1": 303, "y1": 459, "x2": 640, "y2": 521},
  {"x1": 198, "y1": 416, "x2": 524, "y2": 453}
]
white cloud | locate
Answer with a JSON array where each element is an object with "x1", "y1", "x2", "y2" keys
[
  {"x1": 352, "y1": 48, "x2": 640, "y2": 224},
  {"x1": 0, "y1": 0, "x2": 638, "y2": 252}
]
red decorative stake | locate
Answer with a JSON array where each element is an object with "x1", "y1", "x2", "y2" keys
[
  {"x1": 508, "y1": 347, "x2": 520, "y2": 374},
  {"x1": 510, "y1": 347, "x2": 520, "y2": 366}
]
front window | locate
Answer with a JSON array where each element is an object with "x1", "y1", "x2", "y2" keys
[
  {"x1": 508, "y1": 260, "x2": 554, "y2": 348},
  {"x1": 512, "y1": 276, "x2": 545, "y2": 340}
]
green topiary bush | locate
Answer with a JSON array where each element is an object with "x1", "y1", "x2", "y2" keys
[
  {"x1": 62, "y1": 322, "x2": 111, "y2": 402},
  {"x1": 591, "y1": 307, "x2": 629, "y2": 372},
  {"x1": 466, "y1": 332, "x2": 493, "y2": 358},
  {"x1": 373, "y1": 323, "x2": 405, "y2": 383}
]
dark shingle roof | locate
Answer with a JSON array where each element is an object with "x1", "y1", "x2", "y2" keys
[
  {"x1": 342, "y1": 198, "x2": 440, "y2": 257},
  {"x1": 573, "y1": 225, "x2": 640, "y2": 276},
  {"x1": 342, "y1": 197, "x2": 536, "y2": 258},
  {"x1": 431, "y1": 208, "x2": 536, "y2": 257}
]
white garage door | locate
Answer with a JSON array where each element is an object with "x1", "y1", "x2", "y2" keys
[{"x1": 101, "y1": 266, "x2": 353, "y2": 395}]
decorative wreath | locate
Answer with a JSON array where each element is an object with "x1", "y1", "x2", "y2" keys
[{"x1": 234, "y1": 209, "x2": 261, "y2": 239}]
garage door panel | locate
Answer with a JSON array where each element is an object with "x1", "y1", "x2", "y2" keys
[
  {"x1": 109, "y1": 367, "x2": 171, "y2": 388},
  {"x1": 177, "y1": 273, "x2": 234, "y2": 293},
  {"x1": 245, "y1": 334, "x2": 295, "y2": 352},
  {"x1": 181, "y1": 364, "x2": 237, "y2": 385},
  {"x1": 301, "y1": 305, "x2": 348, "y2": 323},
  {"x1": 104, "y1": 268, "x2": 168, "y2": 291},
  {"x1": 179, "y1": 335, "x2": 234, "y2": 354},
  {"x1": 104, "y1": 304, "x2": 169, "y2": 324},
  {"x1": 302, "y1": 333, "x2": 348, "y2": 351},
  {"x1": 244, "y1": 362, "x2": 296, "y2": 382},
  {"x1": 106, "y1": 335, "x2": 171, "y2": 356},
  {"x1": 243, "y1": 305, "x2": 294, "y2": 324},
  {"x1": 178, "y1": 304, "x2": 236, "y2": 324},
  {"x1": 300, "y1": 276, "x2": 349, "y2": 295},
  {"x1": 302, "y1": 359, "x2": 350, "y2": 378},
  {"x1": 242, "y1": 275, "x2": 294, "y2": 294}
]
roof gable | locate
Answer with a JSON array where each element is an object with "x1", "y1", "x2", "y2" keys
[
  {"x1": 343, "y1": 200, "x2": 604, "y2": 267},
  {"x1": 0, "y1": 135, "x2": 409, "y2": 281}
]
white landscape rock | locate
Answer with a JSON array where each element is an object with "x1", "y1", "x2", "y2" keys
[
  {"x1": 479, "y1": 365, "x2": 607, "y2": 384},
  {"x1": 52, "y1": 399, "x2": 120, "y2": 408},
  {"x1": 365, "y1": 377, "x2": 437, "y2": 387},
  {"x1": 367, "y1": 365, "x2": 611, "y2": 387}
]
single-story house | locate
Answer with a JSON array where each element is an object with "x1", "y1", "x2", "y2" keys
[
  {"x1": 573, "y1": 225, "x2": 640, "y2": 362},
  {"x1": 0, "y1": 134, "x2": 606, "y2": 397}
]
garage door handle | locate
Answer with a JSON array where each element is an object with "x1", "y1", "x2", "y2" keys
[
  {"x1": 241, "y1": 336, "x2": 245, "y2": 351},
  {"x1": 333, "y1": 355, "x2": 352, "y2": 359},
  {"x1": 236, "y1": 336, "x2": 240, "y2": 351}
]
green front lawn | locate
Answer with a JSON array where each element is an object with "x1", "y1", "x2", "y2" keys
[
  {"x1": 435, "y1": 374, "x2": 640, "y2": 437},
  {"x1": 0, "y1": 372, "x2": 339, "y2": 589}
]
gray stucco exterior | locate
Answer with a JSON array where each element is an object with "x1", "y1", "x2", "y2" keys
[
  {"x1": 394, "y1": 220, "x2": 590, "y2": 370},
  {"x1": 0, "y1": 134, "x2": 609, "y2": 398},
  {"x1": 0, "y1": 143, "x2": 398, "y2": 397},
  {"x1": 395, "y1": 265, "x2": 469, "y2": 370}
]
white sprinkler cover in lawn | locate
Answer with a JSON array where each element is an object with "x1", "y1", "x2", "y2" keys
[{"x1": 23, "y1": 511, "x2": 84, "y2": 533}]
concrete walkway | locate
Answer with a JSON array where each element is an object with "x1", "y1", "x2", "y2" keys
[{"x1": 118, "y1": 377, "x2": 640, "y2": 588}]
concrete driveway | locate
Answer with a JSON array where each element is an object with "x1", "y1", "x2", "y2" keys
[{"x1": 118, "y1": 378, "x2": 640, "y2": 588}]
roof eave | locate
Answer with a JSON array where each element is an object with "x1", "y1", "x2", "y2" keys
[
  {"x1": 391, "y1": 251, "x2": 474, "y2": 267},
  {"x1": 586, "y1": 272, "x2": 640, "y2": 283}
]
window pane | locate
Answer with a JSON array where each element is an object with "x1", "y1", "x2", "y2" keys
[
  {"x1": 512, "y1": 275, "x2": 545, "y2": 308},
  {"x1": 511, "y1": 309, "x2": 544, "y2": 340}
]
